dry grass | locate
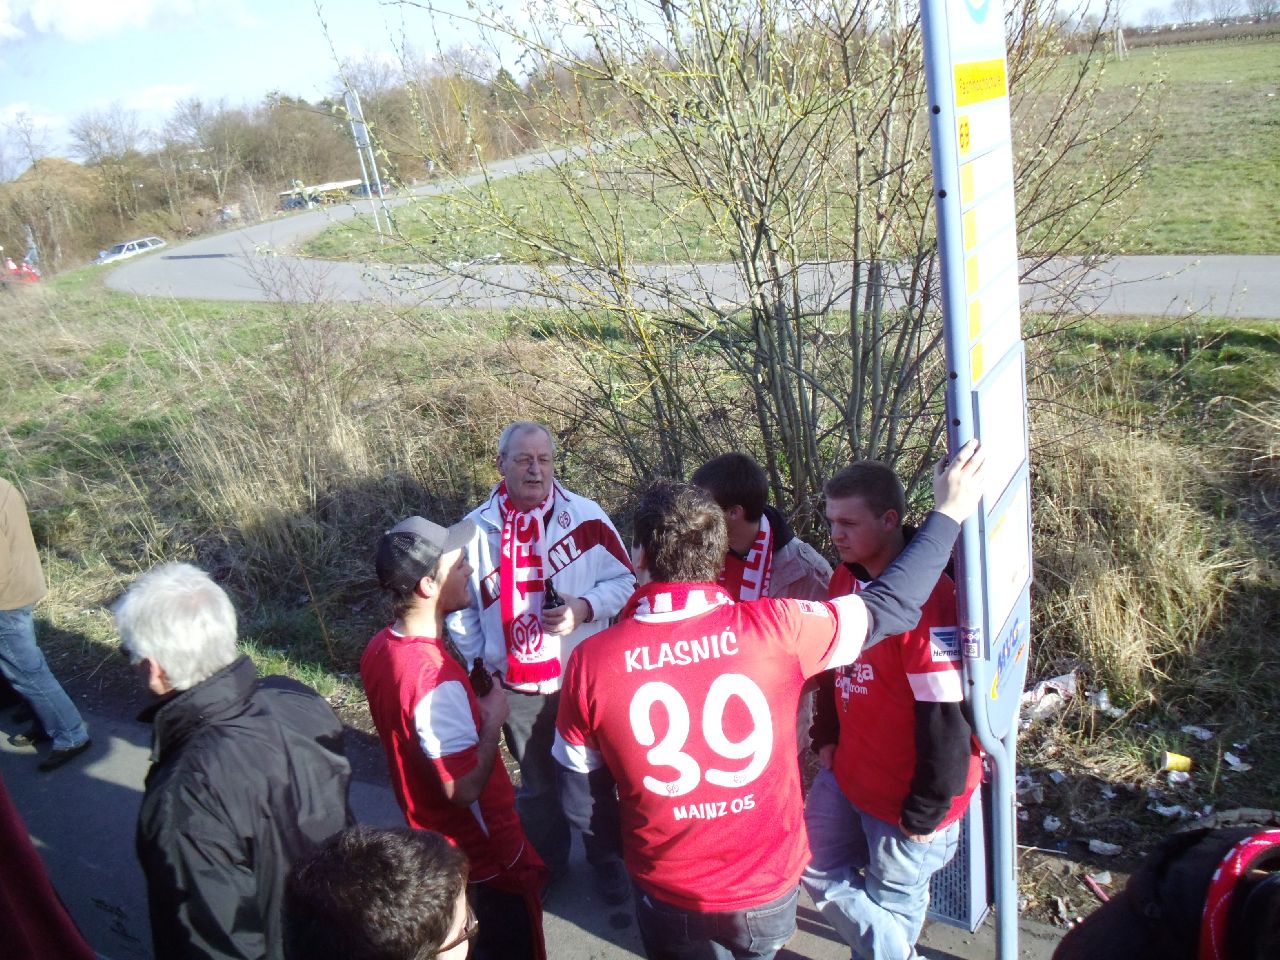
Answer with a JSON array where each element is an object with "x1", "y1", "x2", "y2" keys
[
  {"x1": 2, "y1": 276, "x2": 574, "y2": 697},
  {"x1": 1018, "y1": 320, "x2": 1280, "y2": 822},
  {"x1": 1031, "y1": 415, "x2": 1255, "y2": 699}
]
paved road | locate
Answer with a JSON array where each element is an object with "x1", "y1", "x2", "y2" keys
[
  {"x1": 1, "y1": 703, "x2": 1063, "y2": 960},
  {"x1": 103, "y1": 165, "x2": 1280, "y2": 319}
]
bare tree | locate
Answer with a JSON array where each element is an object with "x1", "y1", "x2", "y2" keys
[
  {"x1": 70, "y1": 104, "x2": 148, "y2": 225},
  {"x1": 380, "y1": 0, "x2": 1154, "y2": 527},
  {"x1": 1207, "y1": 0, "x2": 1240, "y2": 18},
  {"x1": 1, "y1": 113, "x2": 74, "y2": 267},
  {"x1": 167, "y1": 98, "x2": 248, "y2": 205},
  {"x1": 1171, "y1": 0, "x2": 1202, "y2": 22},
  {"x1": 1246, "y1": 0, "x2": 1279, "y2": 18},
  {"x1": 0, "y1": 135, "x2": 17, "y2": 183}
]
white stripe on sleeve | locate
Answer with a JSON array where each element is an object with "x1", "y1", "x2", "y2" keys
[
  {"x1": 413, "y1": 680, "x2": 480, "y2": 759},
  {"x1": 907, "y1": 669, "x2": 964, "y2": 702},
  {"x1": 552, "y1": 729, "x2": 602, "y2": 773},
  {"x1": 825, "y1": 594, "x2": 870, "y2": 669}
]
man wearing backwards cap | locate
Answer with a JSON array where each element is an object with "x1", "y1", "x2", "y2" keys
[{"x1": 361, "y1": 516, "x2": 549, "y2": 960}]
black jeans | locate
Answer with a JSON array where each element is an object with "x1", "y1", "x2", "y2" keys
[{"x1": 470, "y1": 881, "x2": 539, "y2": 960}]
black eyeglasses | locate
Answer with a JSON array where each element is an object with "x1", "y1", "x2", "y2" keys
[{"x1": 424, "y1": 904, "x2": 478, "y2": 958}]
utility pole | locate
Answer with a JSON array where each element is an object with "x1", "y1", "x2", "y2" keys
[{"x1": 344, "y1": 89, "x2": 389, "y2": 243}]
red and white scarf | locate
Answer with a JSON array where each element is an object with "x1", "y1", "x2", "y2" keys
[
  {"x1": 498, "y1": 482, "x2": 561, "y2": 687},
  {"x1": 718, "y1": 512, "x2": 774, "y2": 601},
  {"x1": 620, "y1": 581, "x2": 735, "y2": 623}
]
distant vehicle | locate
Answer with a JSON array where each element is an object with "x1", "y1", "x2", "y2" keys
[
  {"x1": 349, "y1": 182, "x2": 388, "y2": 198},
  {"x1": 277, "y1": 179, "x2": 363, "y2": 210},
  {"x1": 95, "y1": 236, "x2": 167, "y2": 265},
  {"x1": 1, "y1": 256, "x2": 41, "y2": 287}
]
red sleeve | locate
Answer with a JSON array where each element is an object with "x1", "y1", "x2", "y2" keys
[
  {"x1": 777, "y1": 598, "x2": 843, "y2": 679},
  {"x1": 433, "y1": 747, "x2": 479, "y2": 784},
  {"x1": 555, "y1": 645, "x2": 593, "y2": 750},
  {"x1": 901, "y1": 580, "x2": 964, "y2": 704}
]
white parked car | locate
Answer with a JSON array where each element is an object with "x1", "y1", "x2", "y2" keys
[{"x1": 95, "y1": 236, "x2": 167, "y2": 265}]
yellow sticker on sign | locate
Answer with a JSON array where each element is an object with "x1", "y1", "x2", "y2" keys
[
  {"x1": 963, "y1": 209, "x2": 978, "y2": 252},
  {"x1": 954, "y1": 59, "x2": 1007, "y2": 107},
  {"x1": 960, "y1": 163, "x2": 976, "y2": 206},
  {"x1": 958, "y1": 116, "x2": 972, "y2": 155}
]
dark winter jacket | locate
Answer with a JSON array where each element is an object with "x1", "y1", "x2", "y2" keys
[
  {"x1": 1052, "y1": 809, "x2": 1280, "y2": 960},
  {"x1": 136, "y1": 655, "x2": 354, "y2": 960}
]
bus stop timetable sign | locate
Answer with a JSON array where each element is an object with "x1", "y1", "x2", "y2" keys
[{"x1": 921, "y1": 0, "x2": 1033, "y2": 955}]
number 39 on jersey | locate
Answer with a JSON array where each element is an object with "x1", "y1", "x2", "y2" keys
[{"x1": 628, "y1": 673, "x2": 774, "y2": 798}]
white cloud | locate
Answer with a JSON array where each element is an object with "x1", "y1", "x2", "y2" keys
[
  {"x1": 0, "y1": 100, "x2": 66, "y2": 131},
  {"x1": 0, "y1": 0, "x2": 259, "y2": 46}
]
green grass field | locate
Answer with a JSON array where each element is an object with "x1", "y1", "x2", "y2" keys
[
  {"x1": 303, "y1": 37, "x2": 1279, "y2": 263},
  {"x1": 1081, "y1": 38, "x2": 1280, "y2": 254}
]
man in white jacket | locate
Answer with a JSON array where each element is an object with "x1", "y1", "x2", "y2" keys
[{"x1": 447, "y1": 421, "x2": 635, "y2": 900}]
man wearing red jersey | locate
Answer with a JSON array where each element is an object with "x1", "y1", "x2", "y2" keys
[
  {"x1": 362, "y1": 516, "x2": 548, "y2": 960},
  {"x1": 804, "y1": 462, "x2": 983, "y2": 960},
  {"x1": 553, "y1": 441, "x2": 985, "y2": 960}
]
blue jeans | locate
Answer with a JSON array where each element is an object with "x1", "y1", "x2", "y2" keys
[
  {"x1": 0, "y1": 605, "x2": 88, "y2": 751},
  {"x1": 802, "y1": 768, "x2": 959, "y2": 960},
  {"x1": 634, "y1": 884, "x2": 798, "y2": 960}
]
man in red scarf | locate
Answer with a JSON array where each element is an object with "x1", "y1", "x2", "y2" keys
[
  {"x1": 553, "y1": 441, "x2": 985, "y2": 960},
  {"x1": 692, "y1": 452, "x2": 833, "y2": 762},
  {"x1": 447, "y1": 421, "x2": 635, "y2": 900},
  {"x1": 691, "y1": 453, "x2": 831, "y2": 604}
]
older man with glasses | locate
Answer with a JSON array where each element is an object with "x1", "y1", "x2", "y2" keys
[{"x1": 446, "y1": 421, "x2": 635, "y2": 901}]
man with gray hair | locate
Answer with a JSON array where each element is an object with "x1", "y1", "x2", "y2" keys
[
  {"x1": 447, "y1": 420, "x2": 635, "y2": 899},
  {"x1": 115, "y1": 563, "x2": 353, "y2": 960}
]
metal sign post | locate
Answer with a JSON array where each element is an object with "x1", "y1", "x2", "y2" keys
[
  {"x1": 921, "y1": 1, "x2": 1033, "y2": 957},
  {"x1": 344, "y1": 89, "x2": 389, "y2": 243}
]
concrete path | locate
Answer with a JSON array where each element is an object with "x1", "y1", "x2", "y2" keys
[
  {"x1": 1, "y1": 704, "x2": 1063, "y2": 960},
  {"x1": 102, "y1": 162, "x2": 1280, "y2": 320}
]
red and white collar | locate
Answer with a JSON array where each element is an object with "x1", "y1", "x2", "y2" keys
[{"x1": 621, "y1": 582, "x2": 735, "y2": 623}]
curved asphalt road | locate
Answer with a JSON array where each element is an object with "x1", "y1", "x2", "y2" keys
[{"x1": 106, "y1": 152, "x2": 1280, "y2": 319}]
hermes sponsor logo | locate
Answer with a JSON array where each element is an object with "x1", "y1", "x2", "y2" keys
[{"x1": 929, "y1": 627, "x2": 961, "y2": 662}]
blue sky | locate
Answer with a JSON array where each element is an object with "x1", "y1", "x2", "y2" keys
[
  {"x1": 0, "y1": 0, "x2": 493, "y2": 158},
  {"x1": 2, "y1": 0, "x2": 1157, "y2": 162}
]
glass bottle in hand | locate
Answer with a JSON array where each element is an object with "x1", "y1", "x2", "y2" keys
[
  {"x1": 468, "y1": 658, "x2": 493, "y2": 696},
  {"x1": 542, "y1": 575, "x2": 564, "y2": 610}
]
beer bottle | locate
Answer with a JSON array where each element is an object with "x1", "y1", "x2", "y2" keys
[
  {"x1": 469, "y1": 657, "x2": 494, "y2": 696},
  {"x1": 543, "y1": 575, "x2": 564, "y2": 610}
]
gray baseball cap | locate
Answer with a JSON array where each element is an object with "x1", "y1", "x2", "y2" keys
[{"x1": 375, "y1": 515, "x2": 476, "y2": 594}]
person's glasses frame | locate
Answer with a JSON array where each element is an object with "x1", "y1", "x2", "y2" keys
[{"x1": 421, "y1": 904, "x2": 478, "y2": 958}]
